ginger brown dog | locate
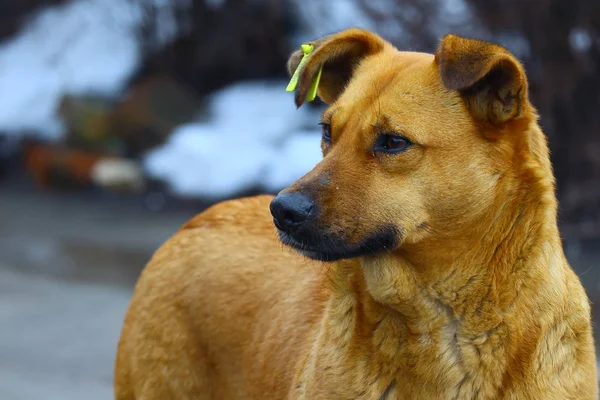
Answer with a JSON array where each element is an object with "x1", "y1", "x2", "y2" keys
[{"x1": 115, "y1": 29, "x2": 598, "y2": 399}]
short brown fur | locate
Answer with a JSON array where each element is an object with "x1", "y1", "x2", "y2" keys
[{"x1": 115, "y1": 29, "x2": 597, "y2": 399}]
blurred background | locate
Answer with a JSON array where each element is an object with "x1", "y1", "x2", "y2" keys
[{"x1": 0, "y1": 0, "x2": 598, "y2": 398}]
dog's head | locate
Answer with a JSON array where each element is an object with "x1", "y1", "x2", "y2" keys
[{"x1": 271, "y1": 28, "x2": 536, "y2": 262}]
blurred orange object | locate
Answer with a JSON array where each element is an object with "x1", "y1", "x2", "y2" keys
[{"x1": 24, "y1": 143, "x2": 103, "y2": 190}]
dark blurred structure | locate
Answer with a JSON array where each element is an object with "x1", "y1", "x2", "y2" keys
[
  {"x1": 136, "y1": 0, "x2": 295, "y2": 95},
  {"x1": 0, "y1": 0, "x2": 66, "y2": 39}
]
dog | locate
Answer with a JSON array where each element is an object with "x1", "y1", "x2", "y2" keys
[{"x1": 114, "y1": 28, "x2": 598, "y2": 399}]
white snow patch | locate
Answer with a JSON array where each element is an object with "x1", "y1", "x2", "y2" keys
[
  {"x1": 570, "y1": 28, "x2": 593, "y2": 53},
  {"x1": 0, "y1": 0, "x2": 181, "y2": 139},
  {"x1": 264, "y1": 130, "x2": 322, "y2": 191},
  {"x1": 209, "y1": 81, "x2": 312, "y2": 143},
  {"x1": 205, "y1": 0, "x2": 226, "y2": 10},
  {"x1": 293, "y1": 0, "x2": 376, "y2": 45},
  {"x1": 294, "y1": 0, "x2": 478, "y2": 48},
  {"x1": 438, "y1": 0, "x2": 472, "y2": 27},
  {"x1": 91, "y1": 158, "x2": 145, "y2": 191},
  {"x1": 442, "y1": 0, "x2": 469, "y2": 15},
  {"x1": 145, "y1": 124, "x2": 274, "y2": 198},
  {"x1": 144, "y1": 81, "x2": 323, "y2": 198},
  {"x1": 496, "y1": 32, "x2": 531, "y2": 59}
]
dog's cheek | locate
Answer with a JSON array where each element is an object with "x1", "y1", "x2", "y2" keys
[
  {"x1": 421, "y1": 153, "x2": 498, "y2": 232},
  {"x1": 366, "y1": 179, "x2": 428, "y2": 244}
]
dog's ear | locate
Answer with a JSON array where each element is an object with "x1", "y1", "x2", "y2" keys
[
  {"x1": 436, "y1": 34, "x2": 529, "y2": 125},
  {"x1": 287, "y1": 28, "x2": 388, "y2": 107}
]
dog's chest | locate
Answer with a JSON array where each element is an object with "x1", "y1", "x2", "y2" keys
[{"x1": 289, "y1": 305, "x2": 507, "y2": 399}]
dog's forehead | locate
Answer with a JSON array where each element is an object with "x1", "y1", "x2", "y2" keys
[
  {"x1": 334, "y1": 52, "x2": 437, "y2": 106},
  {"x1": 327, "y1": 50, "x2": 472, "y2": 145},
  {"x1": 360, "y1": 51, "x2": 433, "y2": 87},
  {"x1": 335, "y1": 51, "x2": 440, "y2": 110}
]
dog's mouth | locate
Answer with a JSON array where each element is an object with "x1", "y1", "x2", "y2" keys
[{"x1": 276, "y1": 226, "x2": 399, "y2": 262}]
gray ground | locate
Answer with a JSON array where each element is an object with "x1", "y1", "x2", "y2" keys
[
  {"x1": 0, "y1": 187, "x2": 196, "y2": 400},
  {"x1": 0, "y1": 185, "x2": 598, "y2": 399}
]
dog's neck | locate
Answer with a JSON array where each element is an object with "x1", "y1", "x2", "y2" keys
[{"x1": 332, "y1": 122, "x2": 562, "y2": 336}]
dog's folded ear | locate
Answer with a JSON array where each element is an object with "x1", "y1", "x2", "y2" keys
[
  {"x1": 287, "y1": 28, "x2": 388, "y2": 107},
  {"x1": 436, "y1": 35, "x2": 529, "y2": 126}
]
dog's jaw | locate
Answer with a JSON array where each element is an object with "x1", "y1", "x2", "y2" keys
[{"x1": 276, "y1": 226, "x2": 399, "y2": 262}]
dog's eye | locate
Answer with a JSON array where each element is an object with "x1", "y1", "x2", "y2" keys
[
  {"x1": 319, "y1": 122, "x2": 332, "y2": 143},
  {"x1": 374, "y1": 134, "x2": 411, "y2": 154}
]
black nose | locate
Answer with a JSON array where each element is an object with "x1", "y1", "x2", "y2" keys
[{"x1": 270, "y1": 192, "x2": 315, "y2": 232}]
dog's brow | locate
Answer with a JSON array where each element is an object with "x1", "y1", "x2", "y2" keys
[
  {"x1": 322, "y1": 107, "x2": 339, "y2": 124},
  {"x1": 371, "y1": 115, "x2": 421, "y2": 144},
  {"x1": 372, "y1": 115, "x2": 391, "y2": 132}
]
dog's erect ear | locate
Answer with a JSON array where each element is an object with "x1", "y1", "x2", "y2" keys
[
  {"x1": 436, "y1": 34, "x2": 529, "y2": 125},
  {"x1": 287, "y1": 28, "x2": 388, "y2": 107}
]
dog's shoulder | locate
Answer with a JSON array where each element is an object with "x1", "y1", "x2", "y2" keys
[{"x1": 179, "y1": 195, "x2": 275, "y2": 233}]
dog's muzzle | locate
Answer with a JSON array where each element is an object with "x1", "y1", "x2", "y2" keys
[{"x1": 270, "y1": 192, "x2": 398, "y2": 262}]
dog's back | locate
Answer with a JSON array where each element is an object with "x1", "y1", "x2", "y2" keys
[{"x1": 115, "y1": 196, "x2": 329, "y2": 399}]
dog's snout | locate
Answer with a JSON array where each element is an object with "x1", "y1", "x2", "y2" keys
[{"x1": 270, "y1": 192, "x2": 314, "y2": 231}]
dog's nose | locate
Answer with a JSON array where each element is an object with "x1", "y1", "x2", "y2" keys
[{"x1": 270, "y1": 192, "x2": 314, "y2": 231}]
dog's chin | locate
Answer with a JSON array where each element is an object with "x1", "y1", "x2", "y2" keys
[{"x1": 276, "y1": 227, "x2": 398, "y2": 262}]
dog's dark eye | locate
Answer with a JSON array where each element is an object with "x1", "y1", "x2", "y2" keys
[
  {"x1": 374, "y1": 134, "x2": 411, "y2": 154},
  {"x1": 319, "y1": 122, "x2": 331, "y2": 143}
]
